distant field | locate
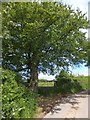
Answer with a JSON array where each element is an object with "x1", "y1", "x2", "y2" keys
[{"x1": 38, "y1": 81, "x2": 54, "y2": 87}]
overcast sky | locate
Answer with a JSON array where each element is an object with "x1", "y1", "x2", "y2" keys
[
  {"x1": 39, "y1": 0, "x2": 89, "y2": 79},
  {"x1": 62, "y1": 0, "x2": 88, "y2": 14}
]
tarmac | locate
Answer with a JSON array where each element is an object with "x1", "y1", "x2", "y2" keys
[{"x1": 43, "y1": 91, "x2": 89, "y2": 118}]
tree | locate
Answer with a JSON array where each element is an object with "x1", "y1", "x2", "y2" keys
[{"x1": 2, "y1": 2, "x2": 88, "y2": 91}]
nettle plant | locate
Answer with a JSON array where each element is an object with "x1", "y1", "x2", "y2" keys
[{"x1": 1, "y1": 69, "x2": 37, "y2": 118}]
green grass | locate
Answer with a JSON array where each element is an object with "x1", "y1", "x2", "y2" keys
[
  {"x1": 73, "y1": 76, "x2": 90, "y2": 90},
  {"x1": 38, "y1": 81, "x2": 54, "y2": 87}
]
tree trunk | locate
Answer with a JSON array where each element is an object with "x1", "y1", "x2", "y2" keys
[
  {"x1": 30, "y1": 66, "x2": 38, "y2": 92},
  {"x1": 28, "y1": 60, "x2": 38, "y2": 92},
  {"x1": 27, "y1": 52, "x2": 39, "y2": 92}
]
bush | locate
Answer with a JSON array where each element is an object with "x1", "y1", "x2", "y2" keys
[
  {"x1": 1, "y1": 69, "x2": 37, "y2": 118},
  {"x1": 55, "y1": 70, "x2": 83, "y2": 94}
]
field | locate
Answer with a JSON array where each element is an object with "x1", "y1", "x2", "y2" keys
[{"x1": 38, "y1": 81, "x2": 54, "y2": 87}]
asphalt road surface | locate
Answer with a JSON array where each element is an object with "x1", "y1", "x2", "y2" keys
[{"x1": 43, "y1": 91, "x2": 89, "y2": 119}]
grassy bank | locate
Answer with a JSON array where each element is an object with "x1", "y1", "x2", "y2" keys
[{"x1": 73, "y1": 76, "x2": 89, "y2": 89}]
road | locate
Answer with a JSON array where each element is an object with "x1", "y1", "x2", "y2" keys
[{"x1": 43, "y1": 91, "x2": 89, "y2": 118}]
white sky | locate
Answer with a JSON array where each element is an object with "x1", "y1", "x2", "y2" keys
[
  {"x1": 62, "y1": 0, "x2": 88, "y2": 14},
  {"x1": 39, "y1": 0, "x2": 89, "y2": 79}
]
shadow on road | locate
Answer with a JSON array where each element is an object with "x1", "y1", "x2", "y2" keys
[{"x1": 38, "y1": 89, "x2": 89, "y2": 115}]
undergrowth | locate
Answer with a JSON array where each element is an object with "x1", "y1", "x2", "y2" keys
[{"x1": 1, "y1": 69, "x2": 37, "y2": 118}]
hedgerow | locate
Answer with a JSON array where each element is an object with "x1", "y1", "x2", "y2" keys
[{"x1": 1, "y1": 69, "x2": 37, "y2": 118}]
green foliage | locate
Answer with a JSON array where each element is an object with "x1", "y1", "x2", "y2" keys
[
  {"x1": 0, "y1": 69, "x2": 2, "y2": 120},
  {"x1": 38, "y1": 87, "x2": 55, "y2": 96},
  {"x1": 73, "y1": 76, "x2": 89, "y2": 89},
  {"x1": 55, "y1": 71, "x2": 83, "y2": 93},
  {"x1": 56, "y1": 70, "x2": 70, "y2": 80},
  {"x1": 1, "y1": 69, "x2": 37, "y2": 118},
  {"x1": 2, "y1": 2, "x2": 88, "y2": 77},
  {"x1": 38, "y1": 74, "x2": 89, "y2": 96}
]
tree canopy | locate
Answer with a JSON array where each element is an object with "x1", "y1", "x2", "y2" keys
[{"x1": 2, "y1": 2, "x2": 88, "y2": 89}]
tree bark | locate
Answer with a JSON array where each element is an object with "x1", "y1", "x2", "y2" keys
[
  {"x1": 27, "y1": 57, "x2": 38, "y2": 92},
  {"x1": 27, "y1": 51, "x2": 39, "y2": 92},
  {"x1": 29, "y1": 64, "x2": 38, "y2": 92}
]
